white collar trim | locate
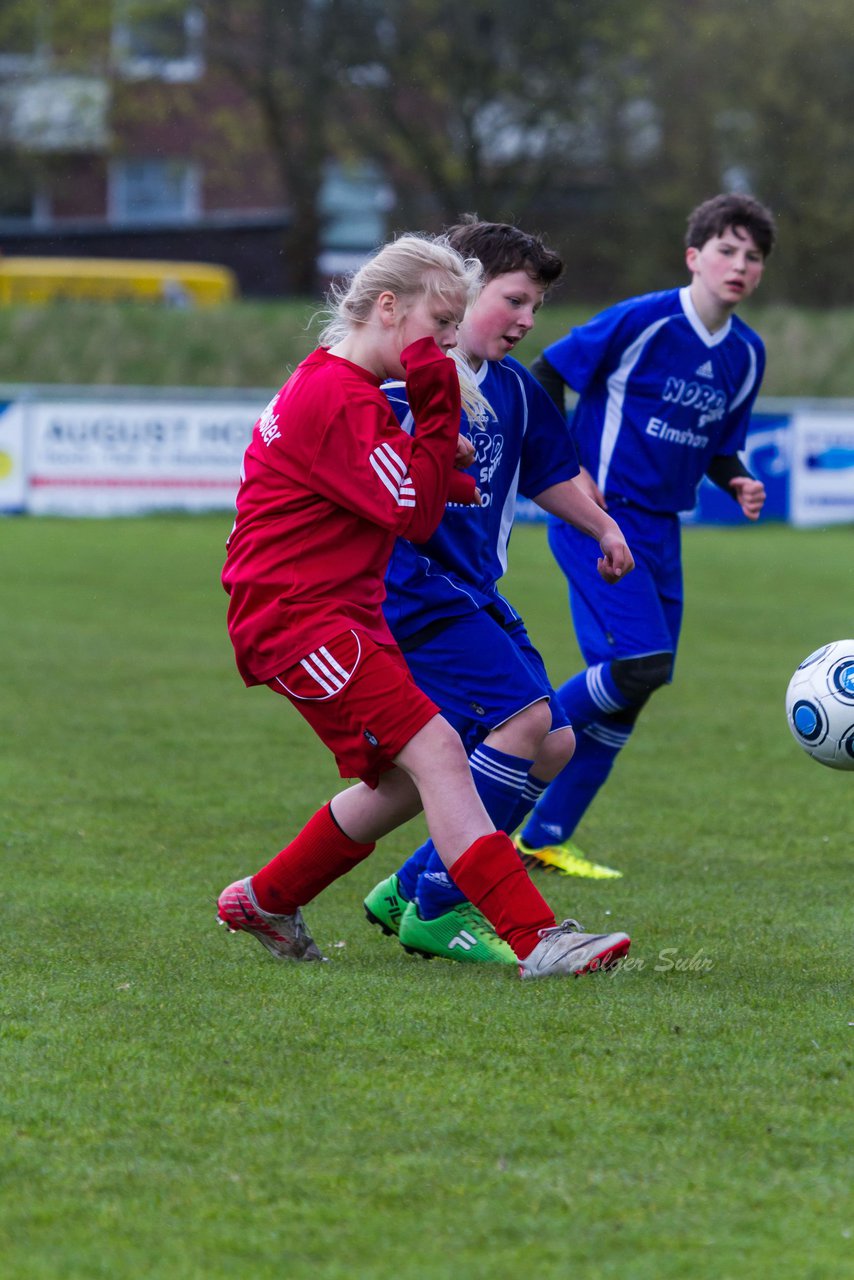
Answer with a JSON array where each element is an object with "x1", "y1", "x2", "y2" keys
[{"x1": 680, "y1": 286, "x2": 732, "y2": 347}]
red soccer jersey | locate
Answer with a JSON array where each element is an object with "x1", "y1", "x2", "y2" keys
[{"x1": 222, "y1": 337, "x2": 474, "y2": 685}]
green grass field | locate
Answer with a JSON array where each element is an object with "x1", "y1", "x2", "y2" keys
[
  {"x1": 1, "y1": 299, "x2": 854, "y2": 396},
  {"x1": 1, "y1": 515, "x2": 851, "y2": 1279}
]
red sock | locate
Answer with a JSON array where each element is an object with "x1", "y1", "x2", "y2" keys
[
  {"x1": 251, "y1": 803, "x2": 375, "y2": 914},
  {"x1": 449, "y1": 831, "x2": 555, "y2": 960}
]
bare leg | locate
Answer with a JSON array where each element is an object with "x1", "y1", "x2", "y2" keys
[
  {"x1": 328, "y1": 714, "x2": 493, "y2": 868},
  {"x1": 393, "y1": 716, "x2": 494, "y2": 867},
  {"x1": 524, "y1": 724, "x2": 576, "y2": 782},
  {"x1": 330, "y1": 767, "x2": 423, "y2": 843},
  {"x1": 485, "y1": 700, "x2": 575, "y2": 783}
]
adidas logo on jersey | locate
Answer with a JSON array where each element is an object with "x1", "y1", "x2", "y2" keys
[{"x1": 695, "y1": 360, "x2": 714, "y2": 378}]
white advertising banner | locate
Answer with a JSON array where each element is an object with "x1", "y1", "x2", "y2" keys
[
  {"x1": 0, "y1": 398, "x2": 27, "y2": 512},
  {"x1": 789, "y1": 407, "x2": 854, "y2": 528},
  {"x1": 25, "y1": 395, "x2": 258, "y2": 515},
  {"x1": 2, "y1": 387, "x2": 853, "y2": 524}
]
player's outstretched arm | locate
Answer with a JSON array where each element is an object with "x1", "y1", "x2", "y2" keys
[{"x1": 533, "y1": 480, "x2": 634, "y2": 583}]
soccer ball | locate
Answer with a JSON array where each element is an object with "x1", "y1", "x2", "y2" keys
[{"x1": 785, "y1": 640, "x2": 854, "y2": 770}]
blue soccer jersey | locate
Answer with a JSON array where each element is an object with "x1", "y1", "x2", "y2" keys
[
  {"x1": 383, "y1": 355, "x2": 578, "y2": 643},
  {"x1": 545, "y1": 286, "x2": 766, "y2": 514}
]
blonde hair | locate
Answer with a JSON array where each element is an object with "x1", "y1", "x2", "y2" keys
[
  {"x1": 450, "y1": 349, "x2": 497, "y2": 429},
  {"x1": 318, "y1": 233, "x2": 494, "y2": 425}
]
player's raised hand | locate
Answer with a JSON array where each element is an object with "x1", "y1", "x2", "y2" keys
[
  {"x1": 597, "y1": 530, "x2": 635, "y2": 583},
  {"x1": 729, "y1": 475, "x2": 766, "y2": 521}
]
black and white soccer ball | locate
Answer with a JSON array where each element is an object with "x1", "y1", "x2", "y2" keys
[{"x1": 785, "y1": 640, "x2": 854, "y2": 770}]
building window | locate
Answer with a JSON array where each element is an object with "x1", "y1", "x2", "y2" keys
[
  {"x1": 113, "y1": 3, "x2": 204, "y2": 82},
  {"x1": 109, "y1": 157, "x2": 200, "y2": 223},
  {"x1": 317, "y1": 160, "x2": 393, "y2": 275}
]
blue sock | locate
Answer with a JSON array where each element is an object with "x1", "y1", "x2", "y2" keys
[
  {"x1": 506, "y1": 773, "x2": 548, "y2": 837},
  {"x1": 558, "y1": 663, "x2": 630, "y2": 730},
  {"x1": 396, "y1": 841, "x2": 428, "y2": 901},
  {"x1": 415, "y1": 743, "x2": 533, "y2": 920},
  {"x1": 520, "y1": 719, "x2": 634, "y2": 848}
]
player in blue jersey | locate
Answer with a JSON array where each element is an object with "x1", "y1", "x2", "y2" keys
[
  {"x1": 516, "y1": 192, "x2": 776, "y2": 875},
  {"x1": 363, "y1": 218, "x2": 635, "y2": 964}
]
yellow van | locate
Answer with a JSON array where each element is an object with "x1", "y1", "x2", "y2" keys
[{"x1": 0, "y1": 256, "x2": 237, "y2": 305}]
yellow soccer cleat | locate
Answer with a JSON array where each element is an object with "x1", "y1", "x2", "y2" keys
[{"x1": 514, "y1": 835, "x2": 623, "y2": 880}]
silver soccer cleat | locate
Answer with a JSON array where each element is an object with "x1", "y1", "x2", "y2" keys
[
  {"x1": 217, "y1": 877, "x2": 327, "y2": 961},
  {"x1": 518, "y1": 918, "x2": 630, "y2": 979}
]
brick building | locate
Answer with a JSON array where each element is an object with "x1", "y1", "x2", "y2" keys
[{"x1": 0, "y1": 4, "x2": 389, "y2": 294}]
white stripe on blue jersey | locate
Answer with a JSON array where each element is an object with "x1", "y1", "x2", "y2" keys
[
  {"x1": 546, "y1": 286, "x2": 765, "y2": 514},
  {"x1": 599, "y1": 316, "x2": 670, "y2": 495}
]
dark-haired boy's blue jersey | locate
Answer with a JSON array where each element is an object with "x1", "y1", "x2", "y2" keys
[
  {"x1": 545, "y1": 286, "x2": 766, "y2": 514},
  {"x1": 382, "y1": 355, "x2": 578, "y2": 643}
]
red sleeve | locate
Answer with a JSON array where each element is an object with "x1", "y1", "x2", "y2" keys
[
  {"x1": 395, "y1": 337, "x2": 464, "y2": 540},
  {"x1": 448, "y1": 471, "x2": 478, "y2": 504},
  {"x1": 305, "y1": 338, "x2": 465, "y2": 540}
]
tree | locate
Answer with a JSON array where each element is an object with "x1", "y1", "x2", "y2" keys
[
  {"x1": 343, "y1": 0, "x2": 639, "y2": 230},
  {"x1": 3, "y1": 0, "x2": 852, "y2": 302},
  {"x1": 201, "y1": 0, "x2": 379, "y2": 293},
  {"x1": 724, "y1": 0, "x2": 854, "y2": 304}
]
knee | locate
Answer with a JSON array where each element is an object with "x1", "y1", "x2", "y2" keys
[
  {"x1": 487, "y1": 698, "x2": 552, "y2": 758},
  {"x1": 610, "y1": 651, "x2": 674, "y2": 707},
  {"x1": 397, "y1": 713, "x2": 468, "y2": 777},
  {"x1": 427, "y1": 714, "x2": 469, "y2": 763},
  {"x1": 534, "y1": 724, "x2": 575, "y2": 779}
]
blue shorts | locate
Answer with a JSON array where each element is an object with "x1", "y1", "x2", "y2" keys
[
  {"x1": 401, "y1": 609, "x2": 570, "y2": 756},
  {"x1": 548, "y1": 504, "x2": 684, "y2": 668}
]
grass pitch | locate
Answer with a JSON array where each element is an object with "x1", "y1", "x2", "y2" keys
[{"x1": 1, "y1": 516, "x2": 851, "y2": 1279}]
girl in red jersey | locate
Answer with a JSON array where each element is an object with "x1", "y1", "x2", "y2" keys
[{"x1": 217, "y1": 233, "x2": 630, "y2": 979}]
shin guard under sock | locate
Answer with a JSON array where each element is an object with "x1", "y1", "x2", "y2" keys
[
  {"x1": 251, "y1": 802, "x2": 375, "y2": 914},
  {"x1": 401, "y1": 744, "x2": 533, "y2": 913},
  {"x1": 448, "y1": 831, "x2": 555, "y2": 960}
]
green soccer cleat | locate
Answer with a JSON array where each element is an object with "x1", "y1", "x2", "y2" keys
[
  {"x1": 364, "y1": 873, "x2": 409, "y2": 937},
  {"x1": 398, "y1": 900, "x2": 516, "y2": 965},
  {"x1": 514, "y1": 835, "x2": 623, "y2": 880}
]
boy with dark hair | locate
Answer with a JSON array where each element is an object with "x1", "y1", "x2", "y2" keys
[
  {"x1": 516, "y1": 193, "x2": 776, "y2": 874},
  {"x1": 363, "y1": 218, "x2": 634, "y2": 965}
]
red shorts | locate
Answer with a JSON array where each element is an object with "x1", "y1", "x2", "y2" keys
[{"x1": 267, "y1": 629, "x2": 439, "y2": 787}]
